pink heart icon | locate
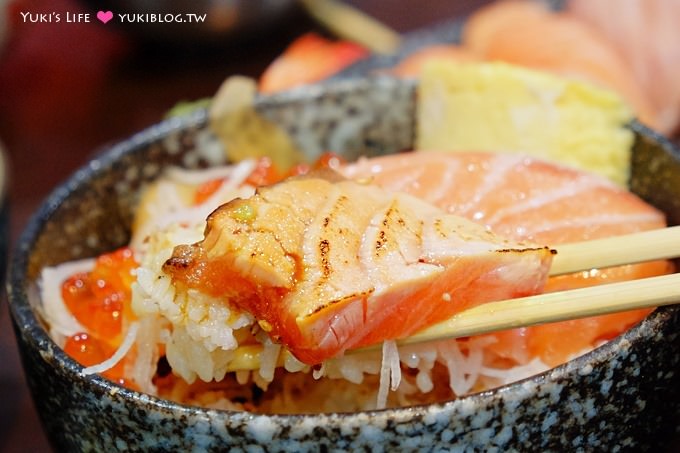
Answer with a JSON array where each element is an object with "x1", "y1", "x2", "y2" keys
[{"x1": 97, "y1": 10, "x2": 113, "y2": 24}]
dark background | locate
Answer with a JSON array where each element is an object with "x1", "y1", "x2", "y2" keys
[{"x1": 0, "y1": 0, "x2": 676, "y2": 451}]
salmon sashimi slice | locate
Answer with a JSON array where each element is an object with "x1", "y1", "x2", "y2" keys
[
  {"x1": 162, "y1": 172, "x2": 554, "y2": 365},
  {"x1": 341, "y1": 151, "x2": 666, "y2": 244},
  {"x1": 258, "y1": 33, "x2": 368, "y2": 94},
  {"x1": 342, "y1": 151, "x2": 673, "y2": 366}
]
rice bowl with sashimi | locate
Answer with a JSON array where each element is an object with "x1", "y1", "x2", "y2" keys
[
  {"x1": 8, "y1": 77, "x2": 680, "y2": 450},
  {"x1": 37, "y1": 148, "x2": 671, "y2": 414}
]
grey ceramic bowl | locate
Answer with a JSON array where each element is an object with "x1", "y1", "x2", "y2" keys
[{"x1": 7, "y1": 77, "x2": 680, "y2": 451}]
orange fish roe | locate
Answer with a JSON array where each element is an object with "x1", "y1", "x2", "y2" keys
[
  {"x1": 63, "y1": 332, "x2": 138, "y2": 390},
  {"x1": 258, "y1": 32, "x2": 368, "y2": 94},
  {"x1": 243, "y1": 156, "x2": 281, "y2": 188},
  {"x1": 61, "y1": 247, "x2": 138, "y2": 343},
  {"x1": 288, "y1": 152, "x2": 346, "y2": 177},
  {"x1": 193, "y1": 178, "x2": 225, "y2": 205},
  {"x1": 313, "y1": 152, "x2": 345, "y2": 171}
]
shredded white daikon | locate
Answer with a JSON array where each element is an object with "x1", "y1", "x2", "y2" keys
[
  {"x1": 164, "y1": 160, "x2": 255, "y2": 186},
  {"x1": 127, "y1": 316, "x2": 163, "y2": 395},
  {"x1": 130, "y1": 160, "x2": 257, "y2": 249},
  {"x1": 82, "y1": 322, "x2": 140, "y2": 376},
  {"x1": 480, "y1": 357, "x2": 549, "y2": 385},
  {"x1": 312, "y1": 363, "x2": 326, "y2": 380},
  {"x1": 438, "y1": 339, "x2": 488, "y2": 396},
  {"x1": 376, "y1": 340, "x2": 401, "y2": 409},
  {"x1": 258, "y1": 334, "x2": 282, "y2": 382},
  {"x1": 39, "y1": 258, "x2": 94, "y2": 342}
]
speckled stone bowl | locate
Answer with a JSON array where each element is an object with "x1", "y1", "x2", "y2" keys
[{"x1": 7, "y1": 77, "x2": 680, "y2": 451}]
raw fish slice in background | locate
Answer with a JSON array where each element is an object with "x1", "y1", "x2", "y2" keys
[
  {"x1": 258, "y1": 32, "x2": 368, "y2": 94},
  {"x1": 341, "y1": 151, "x2": 666, "y2": 253},
  {"x1": 341, "y1": 151, "x2": 673, "y2": 366}
]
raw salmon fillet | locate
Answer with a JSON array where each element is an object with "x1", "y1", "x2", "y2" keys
[
  {"x1": 342, "y1": 151, "x2": 673, "y2": 365},
  {"x1": 163, "y1": 172, "x2": 553, "y2": 364},
  {"x1": 258, "y1": 33, "x2": 368, "y2": 94}
]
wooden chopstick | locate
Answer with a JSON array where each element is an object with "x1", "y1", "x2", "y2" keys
[
  {"x1": 224, "y1": 226, "x2": 680, "y2": 371},
  {"x1": 299, "y1": 0, "x2": 402, "y2": 54},
  {"x1": 549, "y1": 225, "x2": 680, "y2": 276},
  {"x1": 386, "y1": 272, "x2": 680, "y2": 349}
]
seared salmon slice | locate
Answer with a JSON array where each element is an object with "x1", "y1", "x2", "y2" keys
[{"x1": 163, "y1": 172, "x2": 553, "y2": 364}]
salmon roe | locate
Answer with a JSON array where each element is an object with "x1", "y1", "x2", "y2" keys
[
  {"x1": 243, "y1": 156, "x2": 281, "y2": 187},
  {"x1": 193, "y1": 178, "x2": 225, "y2": 205},
  {"x1": 313, "y1": 151, "x2": 346, "y2": 170},
  {"x1": 288, "y1": 152, "x2": 346, "y2": 177},
  {"x1": 61, "y1": 247, "x2": 138, "y2": 342},
  {"x1": 63, "y1": 332, "x2": 138, "y2": 390}
]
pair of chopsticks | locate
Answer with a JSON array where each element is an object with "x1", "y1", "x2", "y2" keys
[
  {"x1": 365, "y1": 225, "x2": 680, "y2": 350},
  {"x1": 227, "y1": 226, "x2": 680, "y2": 371}
]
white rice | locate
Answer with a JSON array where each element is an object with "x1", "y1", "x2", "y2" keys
[
  {"x1": 132, "y1": 221, "x2": 256, "y2": 384},
  {"x1": 165, "y1": 325, "x2": 235, "y2": 383}
]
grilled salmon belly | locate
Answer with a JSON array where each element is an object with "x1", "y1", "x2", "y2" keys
[{"x1": 163, "y1": 171, "x2": 554, "y2": 364}]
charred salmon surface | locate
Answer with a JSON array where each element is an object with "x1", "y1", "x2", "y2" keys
[{"x1": 163, "y1": 172, "x2": 554, "y2": 364}]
